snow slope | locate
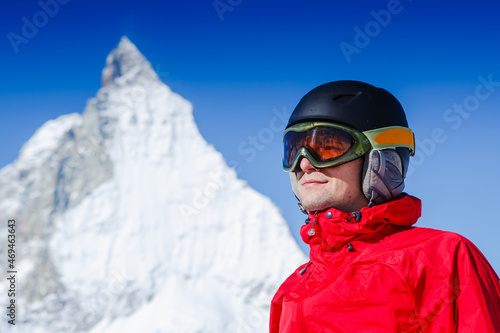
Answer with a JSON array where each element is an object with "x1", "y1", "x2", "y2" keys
[{"x1": 0, "y1": 36, "x2": 306, "y2": 333}]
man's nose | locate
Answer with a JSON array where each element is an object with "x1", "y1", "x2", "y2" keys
[{"x1": 299, "y1": 157, "x2": 318, "y2": 173}]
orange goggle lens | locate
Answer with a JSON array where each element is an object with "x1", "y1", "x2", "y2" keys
[{"x1": 283, "y1": 126, "x2": 354, "y2": 169}]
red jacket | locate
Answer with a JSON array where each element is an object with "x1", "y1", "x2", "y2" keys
[{"x1": 270, "y1": 195, "x2": 500, "y2": 332}]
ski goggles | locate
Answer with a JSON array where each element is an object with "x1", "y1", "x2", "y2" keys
[{"x1": 283, "y1": 121, "x2": 415, "y2": 172}]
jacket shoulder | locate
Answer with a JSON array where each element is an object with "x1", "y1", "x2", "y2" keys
[
  {"x1": 376, "y1": 226, "x2": 498, "y2": 280},
  {"x1": 368, "y1": 227, "x2": 472, "y2": 268},
  {"x1": 380, "y1": 226, "x2": 473, "y2": 251}
]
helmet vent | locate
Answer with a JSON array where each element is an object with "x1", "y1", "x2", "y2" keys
[{"x1": 331, "y1": 93, "x2": 358, "y2": 102}]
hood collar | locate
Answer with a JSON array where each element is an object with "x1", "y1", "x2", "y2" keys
[{"x1": 300, "y1": 195, "x2": 421, "y2": 252}]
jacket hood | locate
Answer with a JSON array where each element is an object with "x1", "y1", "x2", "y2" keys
[{"x1": 300, "y1": 195, "x2": 421, "y2": 253}]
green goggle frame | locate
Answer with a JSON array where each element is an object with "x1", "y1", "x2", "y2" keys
[{"x1": 283, "y1": 121, "x2": 415, "y2": 172}]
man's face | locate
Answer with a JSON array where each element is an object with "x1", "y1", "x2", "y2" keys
[{"x1": 295, "y1": 156, "x2": 368, "y2": 213}]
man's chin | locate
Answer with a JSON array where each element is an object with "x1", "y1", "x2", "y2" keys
[{"x1": 300, "y1": 200, "x2": 331, "y2": 212}]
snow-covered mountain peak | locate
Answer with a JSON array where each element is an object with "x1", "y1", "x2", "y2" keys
[
  {"x1": 0, "y1": 37, "x2": 306, "y2": 333},
  {"x1": 101, "y1": 36, "x2": 159, "y2": 87}
]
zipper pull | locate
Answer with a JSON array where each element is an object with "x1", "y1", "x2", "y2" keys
[
  {"x1": 308, "y1": 212, "x2": 318, "y2": 236},
  {"x1": 299, "y1": 262, "x2": 313, "y2": 275}
]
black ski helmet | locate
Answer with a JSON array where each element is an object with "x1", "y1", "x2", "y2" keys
[
  {"x1": 286, "y1": 80, "x2": 411, "y2": 174},
  {"x1": 286, "y1": 80, "x2": 414, "y2": 206},
  {"x1": 288, "y1": 80, "x2": 408, "y2": 130}
]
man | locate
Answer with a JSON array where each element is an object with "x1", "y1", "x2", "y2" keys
[{"x1": 270, "y1": 80, "x2": 500, "y2": 332}]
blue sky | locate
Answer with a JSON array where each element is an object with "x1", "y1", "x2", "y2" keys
[{"x1": 1, "y1": 0, "x2": 500, "y2": 272}]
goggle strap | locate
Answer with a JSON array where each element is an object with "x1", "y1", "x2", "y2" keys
[{"x1": 363, "y1": 126, "x2": 415, "y2": 156}]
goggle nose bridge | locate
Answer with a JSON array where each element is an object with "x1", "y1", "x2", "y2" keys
[
  {"x1": 285, "y1": 142, "x2": 364, "y2": 172},
  {"x1": 293, "y1": 147, "x2": 323, "y2": 171}
]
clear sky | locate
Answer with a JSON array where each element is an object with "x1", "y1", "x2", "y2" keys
[{"x1": 1, "y1": 0, "x2": 500, "y2": 271}]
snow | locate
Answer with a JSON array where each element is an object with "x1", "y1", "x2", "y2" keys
[
  {"x1": 0, "y1": 37, "x2": 306, "y2": 332},
  {"x1": 18, "y1": 113, "x2": 82, "y2": 166}
]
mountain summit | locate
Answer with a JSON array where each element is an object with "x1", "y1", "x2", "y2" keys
[
  {"x1": 101, "y1": 36, "x2": 159, "y2": 87},
  {"x1": 0, "y1": 37, "x2": 305, "y2": 332}
]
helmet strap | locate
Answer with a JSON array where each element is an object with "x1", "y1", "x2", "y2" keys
[{"x1": 297, "y1": 201, "x2": 308, "y2": 215}]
